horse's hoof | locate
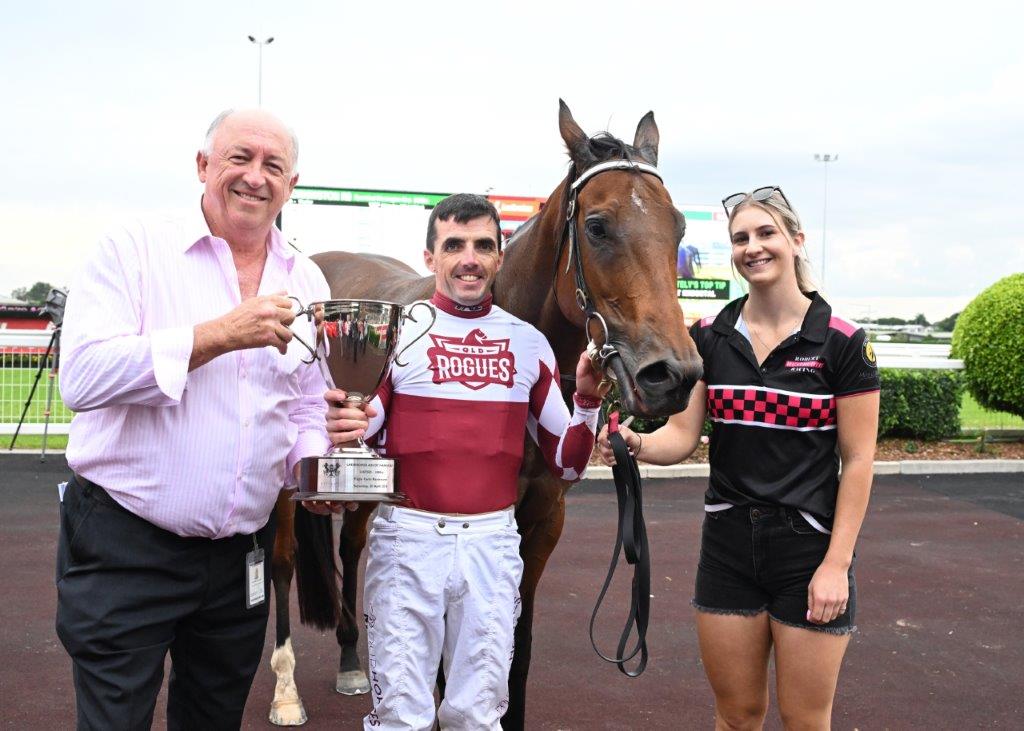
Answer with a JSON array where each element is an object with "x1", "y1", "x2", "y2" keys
[
  {"x1": 336, "y1": 669, "x2": 370, "y2": 695},
  {"x1": 269, "y1": 698, "x2": 308, "y2": 726}
]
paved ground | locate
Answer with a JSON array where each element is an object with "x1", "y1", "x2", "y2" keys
[{"x1": 1, "y1": 454, "x2": 1021, "y2": 729}]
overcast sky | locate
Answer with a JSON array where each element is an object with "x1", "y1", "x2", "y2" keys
[{"x1": 2, "y1": 0, "x2": 1021, "y2": 320}]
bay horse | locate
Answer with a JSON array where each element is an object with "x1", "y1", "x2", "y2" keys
[{"x1": 266, "y1": 101, "x2": 703, "y2": 728}]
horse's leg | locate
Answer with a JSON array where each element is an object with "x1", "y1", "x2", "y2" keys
[
  {"x1": 335, "y1": 502, "x2": 375, "y2": 695},
  {"x1": 503, "y1": 479, "x2": 566, "y2": 731},
  {"x1": 268, "y1": 492, "x2": 308, "y2": 726}
]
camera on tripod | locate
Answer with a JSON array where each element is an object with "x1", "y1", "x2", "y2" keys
[
  {"x1": 8, "y1": 287, "x2": 69, "y2": 458},
  {"x1": 43, "y1": 287, "x2": 68, "y2": 328}
]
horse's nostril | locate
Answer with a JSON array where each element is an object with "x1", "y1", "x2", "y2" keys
[{"x1": 635, "y1": 361, "x2": 679, "y2": 390}]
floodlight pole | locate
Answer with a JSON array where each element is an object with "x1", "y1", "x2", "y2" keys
[
  {"x1": 814, "y1": 153, "x2": 838, "y2": 288},
  {"x1": 247, "y1": 35, "x2": 274, "y2": 107}
]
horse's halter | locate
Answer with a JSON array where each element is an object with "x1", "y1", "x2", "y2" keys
[{"x1": 556, "y1": 158, "x2": 664, "y2": 379}]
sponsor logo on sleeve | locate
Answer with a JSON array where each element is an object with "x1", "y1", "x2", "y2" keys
[{"x1": 862, "y1": 340, "x2": 877, "y2": 367}]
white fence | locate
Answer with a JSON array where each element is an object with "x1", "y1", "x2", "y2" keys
[
  {"x1": 0, "y1": 329, "x2": 72, "y2": 435},
  {"x1": 0, "y1": 330, "x2": 964, "y2": 438},
  {"x1": 871, "y1": 343, "x2": 963, "y2": 370}
]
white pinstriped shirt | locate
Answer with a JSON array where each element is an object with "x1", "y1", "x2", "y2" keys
[{"x1": 60, "y1": 202, "x2": 331, "y2": 538}]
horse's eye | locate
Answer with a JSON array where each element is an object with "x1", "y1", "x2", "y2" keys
[{"x1": 584, "y1": 218, "x2": 607, "y2": 240}]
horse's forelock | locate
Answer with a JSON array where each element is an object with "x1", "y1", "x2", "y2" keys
[
  {"x1": 565, "y1": 130, "x2": 642, "y2": 169},
  {"x1": 584, "y1": 132, "x2": 636, "y2": 165}
]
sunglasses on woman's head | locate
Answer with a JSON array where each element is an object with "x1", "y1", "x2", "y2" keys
[{"x1": 722, "y1": 186, "x2": 791, "y2": 217}]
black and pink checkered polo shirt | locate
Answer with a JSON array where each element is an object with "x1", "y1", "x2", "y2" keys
[{"x1": 691, "y1": 293, "x2": 880, "y2": 526}]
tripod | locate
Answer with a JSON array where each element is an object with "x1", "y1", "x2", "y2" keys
[{"x1": 8, "y1": 326, "x2": 61, "y2": 461}]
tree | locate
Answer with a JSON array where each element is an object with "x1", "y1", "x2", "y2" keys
[
  {"x1": 932, "y1": 312, "x2": 959, "y2": 331},
  {"x1": 911, "y1": 313, "x2": 929, "y2": 326},
  {"x1": 10, "y1": 281, "x2": 56, "y2": 304},
  {"x1": 951, "y1": 273, "x2": 1024, "y2": 418}
]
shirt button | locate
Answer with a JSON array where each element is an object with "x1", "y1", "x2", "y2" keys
[
  {"x1": 462, "y1": 522, "x2": 470, "y2": 529},
  {"x1": 437, "y1": 520, "x2": 446, "y2": 528},
  {"x1": 243, "y1": 419, "x2": 250, "y2": 427}
]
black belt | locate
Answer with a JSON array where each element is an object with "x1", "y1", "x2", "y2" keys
[
  {"x1": 588, "y1": 417, "x2": 650, "y2": 677},
  {"x1": 71, "y1": 473, "x2": 122, "y2": 509}
]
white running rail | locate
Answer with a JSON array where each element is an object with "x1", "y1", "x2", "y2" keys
[{"x1": 0, "y1": 332, "x2": 965, "y2": 436}]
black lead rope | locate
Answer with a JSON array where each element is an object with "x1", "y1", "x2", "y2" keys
[{"x1": 589, "y1": 421, "x2": 651, "y2": 677}]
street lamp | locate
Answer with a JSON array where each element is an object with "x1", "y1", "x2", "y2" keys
[
  {"x1": 814, "y1": 153, "x2": 838, "y2": 288},
  {"x1": 247, "y1": 35, "x2": 274, "y2": 106}
]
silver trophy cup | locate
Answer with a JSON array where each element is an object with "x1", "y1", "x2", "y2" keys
[{"x1": 291, "y1": 298, "x2": 435, "y2": 502}]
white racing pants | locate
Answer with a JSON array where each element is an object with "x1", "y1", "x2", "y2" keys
[{"x1": 363, "y1": 504, "x2": 524, "y2": 730}]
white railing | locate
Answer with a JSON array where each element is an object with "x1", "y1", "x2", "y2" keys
[
  {"x1": 0, "y1": 329, "x2": 72, "y2": 435},
  {"x1": 0, "y1": 331, "x2": 966, "y2": 437},
  {"x1": 871, "y1": 343, "x2": 963, "y2": 370}
]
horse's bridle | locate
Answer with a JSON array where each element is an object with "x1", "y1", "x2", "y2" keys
[{"x1": 555, "y1": 158, "x2": 663, "y2": 378}]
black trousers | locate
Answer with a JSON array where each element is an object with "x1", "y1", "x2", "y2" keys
[{"x1": 55, "y1": 474, "x2": 276, "y2": 731}]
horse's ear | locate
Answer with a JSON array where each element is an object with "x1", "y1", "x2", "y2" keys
[
  {"x1": 558, "y1": 99, "x2": 590, "y2": 165},
  {"x1": 633, "y1": 111, "x2": 659, "y2": 166}
]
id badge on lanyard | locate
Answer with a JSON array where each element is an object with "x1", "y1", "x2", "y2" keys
[{"x1": 245, "y1": 535, "x2": 266, "y2": 609}]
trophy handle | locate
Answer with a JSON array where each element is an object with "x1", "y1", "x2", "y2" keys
[
  {"x1": 393, "y1": 302, "x2": 436, "y2": 367},
  {"x1": 287, "y1": 296, "x2": 321, "y2": 365}
]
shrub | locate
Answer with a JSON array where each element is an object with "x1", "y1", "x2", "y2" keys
[
  {"x1": 878, "y1": 369, "x2": 963, "y2": 440},
  {"x1": 951, "y1": 273, "x2": 1024, "y2": 418}
]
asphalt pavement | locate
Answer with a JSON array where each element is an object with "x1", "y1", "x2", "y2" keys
[{"x1": 1, "y1": 454, "x2": 1021, "y2": 729}]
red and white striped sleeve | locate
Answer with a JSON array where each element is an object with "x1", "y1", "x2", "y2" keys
[{"x1": 527, "y1": 340, "x2": 600, "y2": 482}]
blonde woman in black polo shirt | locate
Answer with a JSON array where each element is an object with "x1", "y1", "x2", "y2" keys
[{"x1": 598, "y1": 187, "x2": 880, "y2": 730}]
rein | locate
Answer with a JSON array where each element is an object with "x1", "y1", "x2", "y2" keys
[{"x1": 588, "y1": 411, "x2": 651, "y2": 677}]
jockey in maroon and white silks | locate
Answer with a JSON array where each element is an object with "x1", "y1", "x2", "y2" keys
[{"x1": 363, "y1": 290, "x2": 601, "y2": 514}]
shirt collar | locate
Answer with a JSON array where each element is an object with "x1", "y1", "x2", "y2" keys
[
  {"x1": 184, "y1": 196, "x2": 295, "y2": 270},
  {"x1": 799, "y1": 292, "x2": 831, "y2": 343},
  {"x1": 711, "y1": 296, "x2": 746, "y2": 336},
  {"x1": 430, "y1": 290, "x2": 493, "y2": 318},
  {"x1": 712, "y1": 291, "x2": 831, "y2": 343}
]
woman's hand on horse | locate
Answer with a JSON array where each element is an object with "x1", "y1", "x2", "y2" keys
[
  {"x1": 595, "y1": 424, "x2": 640, "y2": 466},
  {"x1": 324, "y1": 389, "x2": 377, "y2": 446},
  {"x1": 574, "y1": 351, "x2": 611, "y2": 399}
]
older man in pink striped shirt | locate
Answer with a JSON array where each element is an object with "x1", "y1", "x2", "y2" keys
[{"x1": 55, "y1": 109, "x2": 343, "y2": 730}]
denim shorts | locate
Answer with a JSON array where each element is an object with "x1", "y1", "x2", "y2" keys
[{"x1": 693, "y1": 505, "x2": 856, "y2": 634}]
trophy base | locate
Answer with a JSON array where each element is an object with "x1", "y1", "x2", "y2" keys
[{"x1": 295, "y1": 452, "x2": 400, "y2": 503}]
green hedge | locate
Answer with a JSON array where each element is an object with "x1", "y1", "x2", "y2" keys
[
  {"x1": 878, "y1": 368, "x2": 963, "y2": 440},
  {"x1": 602, "y1": 368, "x2": 963, "y2": 441}
]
